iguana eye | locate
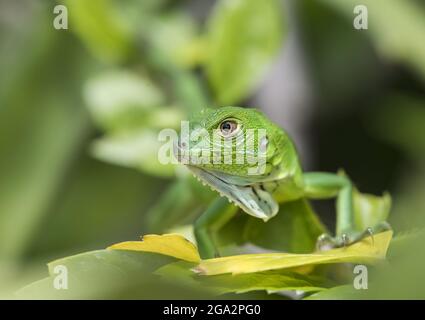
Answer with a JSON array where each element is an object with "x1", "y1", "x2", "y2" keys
[{"x1": 219, "y1": 119, "x2": 238, "y2": 136}]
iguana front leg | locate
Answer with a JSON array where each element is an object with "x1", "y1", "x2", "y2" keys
[
  {"x1": 303, "y1": 172, "x2": 391, "y2": 249},
  {"x1": 194, "y1": 197, "x2": 238, "y2": 259}
]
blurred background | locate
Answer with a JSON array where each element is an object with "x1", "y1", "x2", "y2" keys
[{"x1": 0, "y1": 0, "x2": 424, "y2": 298}]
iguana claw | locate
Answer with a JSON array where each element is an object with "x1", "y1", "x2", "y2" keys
[{"x1": 316, "y1": 222, "x2": 392, "y2": 251}]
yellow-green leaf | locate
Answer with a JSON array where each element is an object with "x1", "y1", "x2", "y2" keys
[
  {"x1": 195, "y1": 231, "x2": 392, "y2": 275},
  {"x1": 108, "y1": 234, "x2": 201, "y2": 263}
]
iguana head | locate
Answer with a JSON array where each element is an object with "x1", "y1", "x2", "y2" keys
[{"x1": 175, "y1": 106, "x2": 301, "y2": 221}]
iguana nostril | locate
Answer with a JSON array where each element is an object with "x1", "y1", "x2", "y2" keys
[{"x1": 177, "y1": 140, "x2": 187, "y2": 148}]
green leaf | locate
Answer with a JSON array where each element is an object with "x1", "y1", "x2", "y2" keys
[
  {"x1": 353, "y1": 188, "x2": 391, "y2": 232},
  {"x1": 91, "y1": 129, "x2": 176, "y2": 177},
  {"x1": 17, "y1": 250, "x2": 177, "y2": 299},
  {"x1": 83, "y1": 70, "x2": 185, "y2": 177},
  {"x1": 65, "y1": 0, "x2": 133, "y2": 63},
  {"x1": 305, "y1": 284, "x2": 361, "y2": 300},
  {"x1": 206, "y1": 0, "x2": 285, "y2": 104},
  {"x1": 49, "y1": 249, "x2": 174, "y2": 278},
  {"x1": 156, "y1": 262, "x2": 330, "y2": 295},
  {"x1": 147, "y1": 12, "x2": 203, "y2": 68},
  {"x1": 242, "y1": 199, "x2": 327, "y2": 253},
  {"x1": 84, "y1": 70, "x2": 166, "y2": 131},
  {"x1": 320, "y1": 0, "x2": 425, "y2": 81},
  {"x1": 200, "y1": 271, "x2": 329, "y2": 294},
  {"x1": 336, "y1": 170, "x2": 391, "y2": 233}
]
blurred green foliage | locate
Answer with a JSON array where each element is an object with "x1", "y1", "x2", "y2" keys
[
  {"x1": 0, "y1": 0, "x2": 424, "y2": 299},
  {"x1": 206, "y1": 0, "x2": 284, "y2": 104}
]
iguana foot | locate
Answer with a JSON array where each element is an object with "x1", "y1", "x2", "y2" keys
[{"x1": 316, "y1": 221, "x2": 392, "y2": 251}]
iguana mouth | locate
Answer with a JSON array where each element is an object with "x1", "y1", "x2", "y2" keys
[
  {"x1": 174, "y1": 137, "x2": 278, "y2": 221},
  {"x1": 187, "y1": 166, "x2": 278, "y2": 221}
]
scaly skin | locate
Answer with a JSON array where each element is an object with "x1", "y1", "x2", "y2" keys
[{"x1": 175, "y1": 106, "x2": 390, "y2": 259}]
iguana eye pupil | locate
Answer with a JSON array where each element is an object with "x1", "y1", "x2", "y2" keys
[
  {"x1": 219, "y1": 120, "x2": 237, "y2": 135},
  {"x1": 222, "y1": 122, "x2": 231, "y2": 131}
]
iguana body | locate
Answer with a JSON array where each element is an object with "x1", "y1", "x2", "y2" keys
[{"x1": 175, "y1": 106, "x2": 390, "y2": 259}]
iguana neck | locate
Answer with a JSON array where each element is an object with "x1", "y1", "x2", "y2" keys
[
  {"x1": 264, "y1": 177, "x2": 305, "y2": 203},
  {"x1": 262, "y1": 128, "x2": 305, "y2": 203}
]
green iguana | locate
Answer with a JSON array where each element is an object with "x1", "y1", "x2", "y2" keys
[{"x1": 174, "y1": 106, "x2": 391, "y2": 259}]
